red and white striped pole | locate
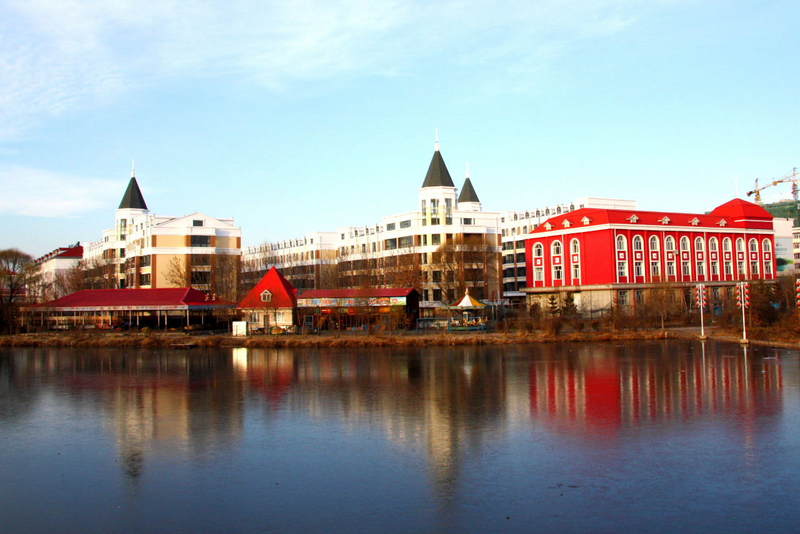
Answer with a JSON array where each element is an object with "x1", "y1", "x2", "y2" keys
[
  {"x1": 695, "y1": 283, "x2": 707, "y2": 338},
  {"x1": 795, "y1": 278, "x2": 800, "y2": 310}
]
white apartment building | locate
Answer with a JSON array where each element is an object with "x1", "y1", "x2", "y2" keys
[{"x1": 85, "y1": 170, "x2": 242, "y2": 295}]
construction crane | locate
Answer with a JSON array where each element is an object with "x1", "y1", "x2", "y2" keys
[{"x1": 746, "y1": 167, "x2": 799, "y2": 203}]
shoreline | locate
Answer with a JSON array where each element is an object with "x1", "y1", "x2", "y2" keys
[{"x1": 1, "y1": 328, "x2": 799, "y2": 350}]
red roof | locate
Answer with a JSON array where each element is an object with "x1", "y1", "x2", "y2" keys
[
  {"x1": 531, "y1": 198, "x2": 773, "y2": 234},
  {"x1": 35, "y1": 245, "x2": 83, "y2": 264},
  {"x1": 298, "y1": 288, "x2": 416, "y2": 300},
  {"x1": 33, "y1": 288, "x2": 234, "y2": 309},
  {"x1": 238, "y1": 267, "x2": 297, "y2": 309}
]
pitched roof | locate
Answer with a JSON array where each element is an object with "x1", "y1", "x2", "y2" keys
[
  {"x1": 34, "y1": 245, "x2": 83, "y2": 264},
  {"x1": 709, "y1": 198, "x2": 773, "y2": 219},
  {"x1": 422, "y1": 150, "x2": 455, "y2": 188},
  {"x1": 451, "y1": 290, "x2": 485, "y2": 308},
  {"x1": 238, "y1": 267, "x2": 297, "y2": 309},
  {"x1": 32, "y1": 288, "x2": 233, "y2": 310},
  {"x1": 298, "y1": 288, "x2": 416, "y2": 300},
  {"x1": 458, "y1": 177, "x2": 480, "y2": 203},
  {"x1": 118, "y1": 176, "x2": 148, "y2": 210}
]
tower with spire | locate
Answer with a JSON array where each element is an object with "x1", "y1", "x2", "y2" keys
[
  {"x1": 457, "y1": 163, "x2": 481, "y2": 212},
  {"x1": 419, "y1": 130, "x2": 458, "y2": 225},
  {"x1": 115, "y1": 162, "x2": 149, "y2": 247}
]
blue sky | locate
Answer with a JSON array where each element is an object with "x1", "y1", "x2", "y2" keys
[{"x1": 1, "y1": 0, "x2": 798, "y2": 256}]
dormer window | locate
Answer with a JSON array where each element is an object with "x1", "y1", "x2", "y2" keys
[
  {"x1": 193, "y1": 220, "x2": 203, "y2": 227},
  {"x1": 718, "y1": 219, "x2": 727, "y2": 227},
  {"x1": 260, "y1": 290, "x2": 272, "y2": 303},
  {"x1": 627, "y1": 214, "x2": 639, "y2": 223},
  {"x1": 659, "y1": 216, "x2": 670, "y2": 225},
  {"x1": 544, "y1": 222, "x2": 552, "y2": 230},
  {"x1": 562, "y1": 220, "x2": 571, "y2": 228},
  {"x1": 689, "y1": 217, "x2": 700, "y2": 226},
  {"x1": 581, "y1": 216, "x2": 591, "y2": 225}
]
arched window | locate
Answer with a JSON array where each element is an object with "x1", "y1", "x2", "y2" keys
[
  {"x1": 533, "y1": 243, "x2": 544, "y2": 257},
  {"x1": 723, "y1": 237, "x2": 732, "y2": 252},
  {"x1": 736, "y1": 238, "x2": 744, "y2": 252},
  {"x1": 570, "y1": 238, "x2": 580, "y2": 255},
  {"x1": 552, "y1": 240, "x2": 562, "y2": 255},
  {"x1": 616, "y1": 235, "x2": 627, "y2": 251},
  {"x1": 709, "y1": 237, "x2": 719, "y2": 252},
  {"x1": 665, "y1": 236, "x2": 676, "y2": 251},
  {"x1": 763, "y1": 238, "x2": 772, "y2": 253},
  {"x1": 649, "y1": 236, "x2": 659, "y2": 251},
  {"x1": 749, "y1": 238, "x2": 758, "y2": 252},
  {"x1": 680, "y1": 236, "x2": 690, "y2": 251},
  {"x1": 694, "y1": 237, "x2": 704, "y2": 251},
  {"x1": 633, "y1": 235, "x2": 644, "y2": 251}
]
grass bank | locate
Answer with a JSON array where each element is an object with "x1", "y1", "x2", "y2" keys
[{"x1": 0, "y1": 330, "x2": 674, "y2": 349}]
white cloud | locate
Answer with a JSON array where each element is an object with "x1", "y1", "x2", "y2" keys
[
  {"x1": 0, "y1": 166, "x2": 123, "y2": 216},
  {"x1": 0, "y1": 0, "x2": 668, "y2": 140}
]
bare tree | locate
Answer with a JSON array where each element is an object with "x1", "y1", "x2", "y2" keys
[
  {"x1": 164, "y1": 256, "x2": 190, "y2": 288},
  {"x1": 213, "y1": 254, "x2": 241, "y2": 301},
  {"x1": 0, "y1": 249, "x2": 39, "y2": 332}
]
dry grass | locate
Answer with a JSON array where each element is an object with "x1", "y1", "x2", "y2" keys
[{"x1": 0, "y1": 329, "x2": 675, "y2": 349}]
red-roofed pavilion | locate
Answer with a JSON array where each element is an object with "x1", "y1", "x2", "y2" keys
[{"x1": 23, "y1": 287, "x2": 235, "y2": 330}]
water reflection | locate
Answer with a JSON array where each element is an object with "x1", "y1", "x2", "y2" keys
[{"x1": 0, "y1": 340, "x2": 793, "y2": 529}]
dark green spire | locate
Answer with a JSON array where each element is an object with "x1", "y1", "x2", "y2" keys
[
  {"x1": 458, "y1": 177, "x2": 480, "y2": 203},
  {"x1": 118, "y1": 176, "x2": 147, "y2": 210},
  {"x1": 422, "y1": 150, "x2": 455, "y2": 188}
]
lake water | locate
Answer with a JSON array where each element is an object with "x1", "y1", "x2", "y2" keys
[{"x1": 1, "y1": 341, "x2": 799, "y2": 533}]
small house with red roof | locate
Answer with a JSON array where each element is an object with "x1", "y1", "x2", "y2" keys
[
  {"x1": 297, "y1": 287, "x2": 419, "y2": 330},
  {"x1": 23, "y1": 287, "x2": 235, "y2": 330},
  {"x1": 524, "y1": 198, "x2": 776, "y2": 314},
  {"x1": 238, "y1": 267, "x2": 297, "y2": 331},
  {"x1": 34, "y1": 244, "x2": 84, "y2": 301}
]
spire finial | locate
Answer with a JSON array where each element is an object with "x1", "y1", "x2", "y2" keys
[
  {"x1": 465, "y1": 161, "x2": 471, "y2": 178},
  {"x1": 131, "y1": 159, "x2": 136, "y2": 178},
  {"x1": 434, "y1": 128, "x2": 440, "y2": 152}
]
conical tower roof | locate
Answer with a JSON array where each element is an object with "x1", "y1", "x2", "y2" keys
[
  {"x1": 458, "y1": 177, "x2": 480, "y2": 203},
  {"x1": 422, "y1": 150, "x2": 455, "y2": 188},
  {"x1": 118, "y1": 176, "x2": 147, "y2": 210}
]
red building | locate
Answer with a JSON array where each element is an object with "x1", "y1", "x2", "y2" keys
[
  {"x1": 238, "y1": 267, "x2": 298, "y2": 331},
  {"x1": 524, "y1": 198, "x2": 776, "y2": 313}
]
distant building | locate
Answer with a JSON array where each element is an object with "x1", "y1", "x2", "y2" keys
[
  {"x1": 524, "y1": 198, "x2": 777, "y2": 314},
  {"x1": 84, "y1": 168, "x2": 242, "y2": 297},
  {"x1": 296, "y1": 288, "x2": 420, "y2": 330},
  {"x1": 33, "y1": 244, "x2": 83, "y2": 301}
]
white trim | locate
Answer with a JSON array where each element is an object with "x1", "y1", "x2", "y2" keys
[{"x1": 527, "y1": 222, "x2": 774, "y2": 239}]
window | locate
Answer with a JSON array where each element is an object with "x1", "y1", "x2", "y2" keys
[
  {"x1": 432, "y1": 271, "x2": 442, "y2": 282},
  {"x1": 534, "y1": 243, "x2": 544, "y2": 257},
  {"x1": 400, "y1": 220, "x2": 411, "y2": 229},
  {"x1": 649, "y1": 236, "x2": 659, "y2": 251},
  {"x1": 634, "y1": 262, "x2": 643, "y2": 277},
  {"x1": 651, "y1": 261, "x2": 661, "y2": 277},
  {"x1": 750, "y1": 260, "x2": 759, "y2": 275},
  {"x1": 682, "y1": 261, "x2": 690, "y2": 276},
  {"x1": 723, "y1": 237, "x2": 732, "y2": 252},
  {"x1": 633, "y1": 235, "x2": 644, "y2": 251},
  {"x1": 763, "y1": 239, "x2": 772, "y2": 253},
  {"x1": 139, "y1": 273, "x2": 151, "y2": 286},
  {"x1": 462, "y1": 218, "x2": 473, "y2": 225},
  {"x1": 553, "y1": 265, "x2": 563, "y2": 281},
  {"x1": 617, "y1": 290, "x2": 628, "y2": 306},
  {"x1": 386, "y1": 223, "x2": 396, "y2": 231},
  {"x1": 534, "y1": 267, "x2": 544, "y2": 282},
  {"x1": 736, "y1": 238, "x2": 745, "y2": 252},
  {"x1": 711, "y1": 261, "x2": 719, "y2": 276},
  {"x1": 665, "y1": 236, "x2": 676, "y2": 251},
  {"x1": 616, "y1": 235, "x2": 627, "y2": 251},
  {"x1": 709, "y1": 237, "x2": 719, "y2": 252},
  {"x1": 191, "y1": 235, "x2": 212, "y2": 247},
  {"x1": 570, "y1": 239, "x2": 580, "y2": 254},
  {"x1": 552, "y1": 240, "x2": 562, "y2": 255},
  {"x1": 724, "y1": 261, "x2": 733, "y2": 276},
  {"x1": 192, "y1": 254, "x2": 211, "y2": 266},
  {"x1": 694, "y1": 237, "x2": 704, "y2": 251},
  {"x1": 617, "y1": 261, "x2": 628, "y2": 278},
  {"x1": 749, "y1": 239, "x2": 758, "y2": 253},
  {"x1": 667, "y1": 261, "x2": 676, "y2": 276},
  {"x1": 738, "y1": 261, "x2": 746, "y2": 275},
  {"x1": 680, "y1": 236, "x2": 690, "y2": 251},
  {"x1": 260, "y1": 290, "x2": 272, "y2": 303},
  {"x1": 571, "y1": 263, "x2": 580, "y2": 279},
  {"x1": 696, "y1": 261, "x2": 705, "y2": 277},
  {"x1": 765, "y1": 260, "x2": 773, "y2": 276},
  {"x1": 193, "y1": 220, "x2": 203, "y2": 227},
  {"x1": 140, "y1": 255, "x2": 151, "y2": 267},
  {"x1": 431, "y1": 234, "x2": 441, "y2": 245}
]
